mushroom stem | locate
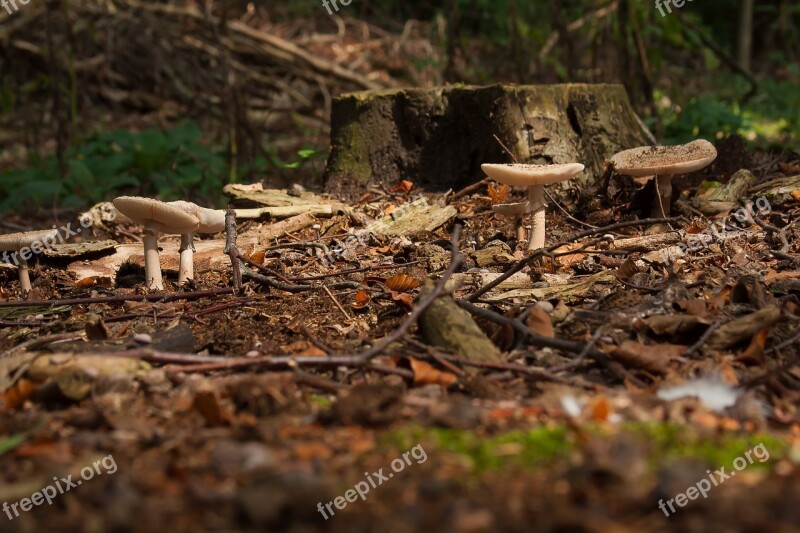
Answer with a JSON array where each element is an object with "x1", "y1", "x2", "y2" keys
[
  {"x1": 515, "y1": 216, "x2": 527, "y2": 244},
  {"x1": 651, "y1": 174, "x2": 673, "y2": 218},
  {"x1": 527, "y1": 185, "x2": 546, "y2": 251},
  {"x1": 18, "y1": 256, "x2": 31, "y2": 292},
  {"x1": 142, "y1": 225, "x2": 164, "y2": 290},
  {"x1": 178, "y1": 233, "x2": 195, "y2": 284}
]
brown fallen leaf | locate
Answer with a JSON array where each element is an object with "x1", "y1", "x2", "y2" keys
[
  {"x1": 353, "y1": 290, "x2": 371, "y2": 311},
  {"x1": 389, "y1": 290, "x2": 415, "y2": 309},
  {"x1": 606, "y1": 341, "x2": 683, "y2": 374},
  {"x1": 385, "y1": 273, "x2": 421, "y2": 292},
  {"x1": 735, "y1": 325, "x2": 771, "y2": 365},
  {"x1": 407, "y1": 358, "x2": 458, "y2": 387},
  {"x1": 527, "y1": 306, "x2": 554, "y2": 338},
  {"x1": 193, "y1": 389, "x2": 228, "y2": 427},
  {"x1": 614, "y1": 258, "x2": 640, "y2": 281},
  {"x1": 1, "y1": 378, "x2": 36, "y2": 410},
  {"x1": 391, "y1": 179, "x2": 415, "y2": 192}
]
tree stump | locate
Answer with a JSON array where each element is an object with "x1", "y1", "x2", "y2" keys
[{"x1": 323, "y1": 84, "x2": 655, "y2": 198}]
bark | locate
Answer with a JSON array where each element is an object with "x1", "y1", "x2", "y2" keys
[{"x1": 323, "y1": 84, "x2": 654, "y2": 198}]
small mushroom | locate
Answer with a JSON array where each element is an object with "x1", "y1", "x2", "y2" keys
[
  {"x1": 610, "y1": 139, "x2": 717, "y2": 219},
  {"x1": 167, "y1": 201, "x2": 225, "y2": 284},
  {"x1": 112, "y1": 197, "x2": 200, "y2": 290},
  {"x1": 491, "y1": 202, "x2": 531, "y2": 244},
  {"x1": 482, "y1": 163, "x2": 585, "y2": 251},
  {"x1": 0, "y1": 229, "x2": 60, "y2": 292}
]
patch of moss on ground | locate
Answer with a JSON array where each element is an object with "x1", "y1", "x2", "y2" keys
[{"x1": 380, "y1": 423, "x2": 789, "y2": 474}]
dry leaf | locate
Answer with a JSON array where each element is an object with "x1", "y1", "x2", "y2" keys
[
  {"x1": 552, "y1": 242, "x2": 587, "y2": 268},
  {"x1": 407, "y1": 358, "x2": 458, "y2": 387},
  {"x1": 1, "y1": 378, "x2": 36, "y2": 410},
  {"x1": 736, "y1": 325, "x2": 771, "y2": 365},
  {"x1": 389, "y1": 290, "x2": 414, "y2": 309},
  {"x1": 353, "y1": 290, "x2": 371, "y2": 311},
  {"x1": 527, "y1": 306, "x2": 554, "y2": 338},
  {"x1": 607, "y1": 341, "x2": 683, "y2": 374},
  {"x1": 614, "y1": 259, "x2": 640, "y2": 281},
  {"x1": 193, "y1": 389, "x2": 228, "y2": 427},
  {"x1": 385, "y1": 273, "x2": 421, "y2": 292},
  {"x1": 391, "y1": 180, "x2": 415, "y2": 192},
  {"x1": 791, "y1": 190, "x2": 800, "y2": 202},
  {"x1": 487, "y1": 182, "x2": 508, "y2": 204}
]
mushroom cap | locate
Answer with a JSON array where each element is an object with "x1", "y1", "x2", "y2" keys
[
  {"x1": 492, "y1": 202, "x2": 532, "y2": 216},
  {"x1": 482, "y1": 163, "x2": 585, "y2": 187},
  {"x1": 167, "y1": 201, "x2": 225, "y2": 233},
  {"x1": 0, "y1": 229, "x2": 61, "y2": 251},
  {"x1": 610, "y1": 139, "x2": 717, "y2": 177},
  {"x1": 113, "y1": 197, "x2": 199, "y2": 234}
]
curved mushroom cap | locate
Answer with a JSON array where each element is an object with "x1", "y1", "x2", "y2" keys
[
  {"x1": 482, "y1": 163, "x2": 585, "y2": 187},
  {"x1": 0, "y1": 229, "x2": 61, "y2": 251},
  {"x1": 492, "y1": 202, "x2": 532, "y2": 216},
  {"x1": 610, "y1": 139, "x2": 717, "y2": 177},
  {"x1": 168, "y1": 201, "x2": 225, "y2": 233},
  {"x1": 113, "y1": 197, "x2": 199, "y2": 234}
]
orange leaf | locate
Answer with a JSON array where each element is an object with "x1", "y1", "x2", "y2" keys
[
  {"x1": 389, "y1": 290, "x2": 414, "y2": 309},
  {"x1": 385, "y1": 274, "x2": 421, "y2": 292},
  {"x1": 407, "y1": 358, "x2": 458, "y2": 387},
  {"x1": 736, "y1": 326, "x2": 771, "y2": 365},
  {"x1": 791, "y1": 190, "x2": 800, "y2": 202},
  {"x1": 353, "y1": 290, "x2": 371, "y2": 311},
  {"x1": 1, "y1": 379, "x2": 36, "y2": 410},
  {"x1": 527, "y1": 306, "x2": 554, "y2": 338},
  {"x1": 487, "y1": 182, "x2": 509, "y2": 204},
  {"x1": 391, "y1": 180, "x2": 415, "y2": 192}
]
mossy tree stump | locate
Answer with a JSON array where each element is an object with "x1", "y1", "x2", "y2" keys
[{"x1": 323, "y1": 84, "x2": 654, "y2": 198}]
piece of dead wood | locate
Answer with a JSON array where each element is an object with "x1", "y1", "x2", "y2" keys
[
  {"x1": 704, "y1": 306, "x2": 782, "y2": 353},
  {"x1": 233, "y1": 205, "x2": 335, "y2": 219},
  {"x1": 489, "y1": 271, "x2": 615, "y2": 303},
  {"x1": 749, "y1": 174, "x2": 800, "y2": 207},
  {"x1": 691, "y1": 169, "x2": 757, "y2": 215},
  {"x1": 609, "y1": 232, "x2": 681, "y2": 252},
  {"x1": 418, "y1": 280, "x2": 502, "y2": 363}
]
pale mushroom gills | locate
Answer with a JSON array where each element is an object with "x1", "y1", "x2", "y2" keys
[
  {"x1": 482, "y1": 163, "x2": 584, "y2": 251},
  {"x1": 0, "y1": 229, "x2": 61, "y2": 292},
  {"x1": 112, "y1": 197, "x2": 200, "y2": 290},
  {"x1": 167, "y1": 201, "x2": 226, "y2": 284},
  {"x1": 610, "y1": 139, "x2": 717, "y2": 219}
]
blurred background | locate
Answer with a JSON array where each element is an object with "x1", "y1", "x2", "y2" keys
[{"x1": 0, "y1": 0, "x2": 797, "y2": 213}]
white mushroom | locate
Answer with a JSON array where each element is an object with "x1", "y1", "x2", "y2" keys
[
  {"x1": 0, "y1": 229, "x2": 61, "y2": 292},
  {"x1": 167, "y1": 201, "x2": 226, "y2": 284},
  {"x1": 112, "y1": 197, "x2": 200, "y2": 290},
  {"x1": 482, "y1": 163, "x2": 585, "y2": 251},
  {"x1": 610, "y1": 139, "x2": 718, "y2": 219},
  {"x1": 491, "y1": 202, "x2": 531, "y2": 244}
]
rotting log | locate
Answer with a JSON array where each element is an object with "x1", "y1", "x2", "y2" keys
[{"x1": 323, "y1": 84, "x2": 655, "y2": 198}]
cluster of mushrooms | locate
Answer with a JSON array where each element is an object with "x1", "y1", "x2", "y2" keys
[
  {"x1": 1, "y1": 139, "x2": 718, "y2": 294},
  {"x1": 485, "y1": 139, "x2": 717, "y2": 251},
  {"x1": 112, "y1": 197, "x2": 226, "y2": 290}
]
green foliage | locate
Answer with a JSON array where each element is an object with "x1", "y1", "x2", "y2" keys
[{"x1": 0, "y1": 122, "x2": 227, "y2": 213}]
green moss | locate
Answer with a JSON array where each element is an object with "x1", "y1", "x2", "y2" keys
[
  {"x1": 380, "y1": 422, "x2": 789, "y2": 474},
  {"x1": 309, "y1": 394, "x2": 333, "y2": 407},
  {"x1": 329, "y1": 121, "x2": 372, "y2": 184}
]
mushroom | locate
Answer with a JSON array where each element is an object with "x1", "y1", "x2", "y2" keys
[
  {"x1": 167, "y1": 201, "x2": 226, "y2": 284},
  {"x1": 610, "y1": 139, "x2": 717, "y2": 219},
  {"x1": 482, "y1": 163, "x2": 585, "y2": 251},
  {"x1": 491, "y1": 202, "x2": 531, "y2": 244},
  {"x1": 112, "y1": 197, "x2": 200, "y2": 290},
  {"x1": 0, "y1": 228, "x2": 60, "y2": 292}
]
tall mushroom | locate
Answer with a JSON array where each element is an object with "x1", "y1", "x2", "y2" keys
[
  {"x1": 168, "y1": 201, "x2": 226, "y2": 284},
  {"x1": 482, "y1": 163, "x2": 585, "y2": 251},
  {"x1": 112, "y1": 197, "x2": 200, "y2": 290},
  {"x1": 492, "y1": 202, "x2": 531, "y2": 244},
  {"x1": 0, "y1": 229, "x2": 60, "y2": 292},
  {"x1": 610, "y1": 139, "x2": 717, "y2": 219}
]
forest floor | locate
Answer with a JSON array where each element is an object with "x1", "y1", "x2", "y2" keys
[{"x1": 1, "y1": 141, "x2": 800, "y2": 532}]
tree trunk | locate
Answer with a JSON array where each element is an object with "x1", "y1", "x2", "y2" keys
[
  {"x1": 738, "y1": 0, "x2": 754, "y2": 72},
  {"x1": 323, "y1": 84, "x2": 654, "y2": 199}
]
